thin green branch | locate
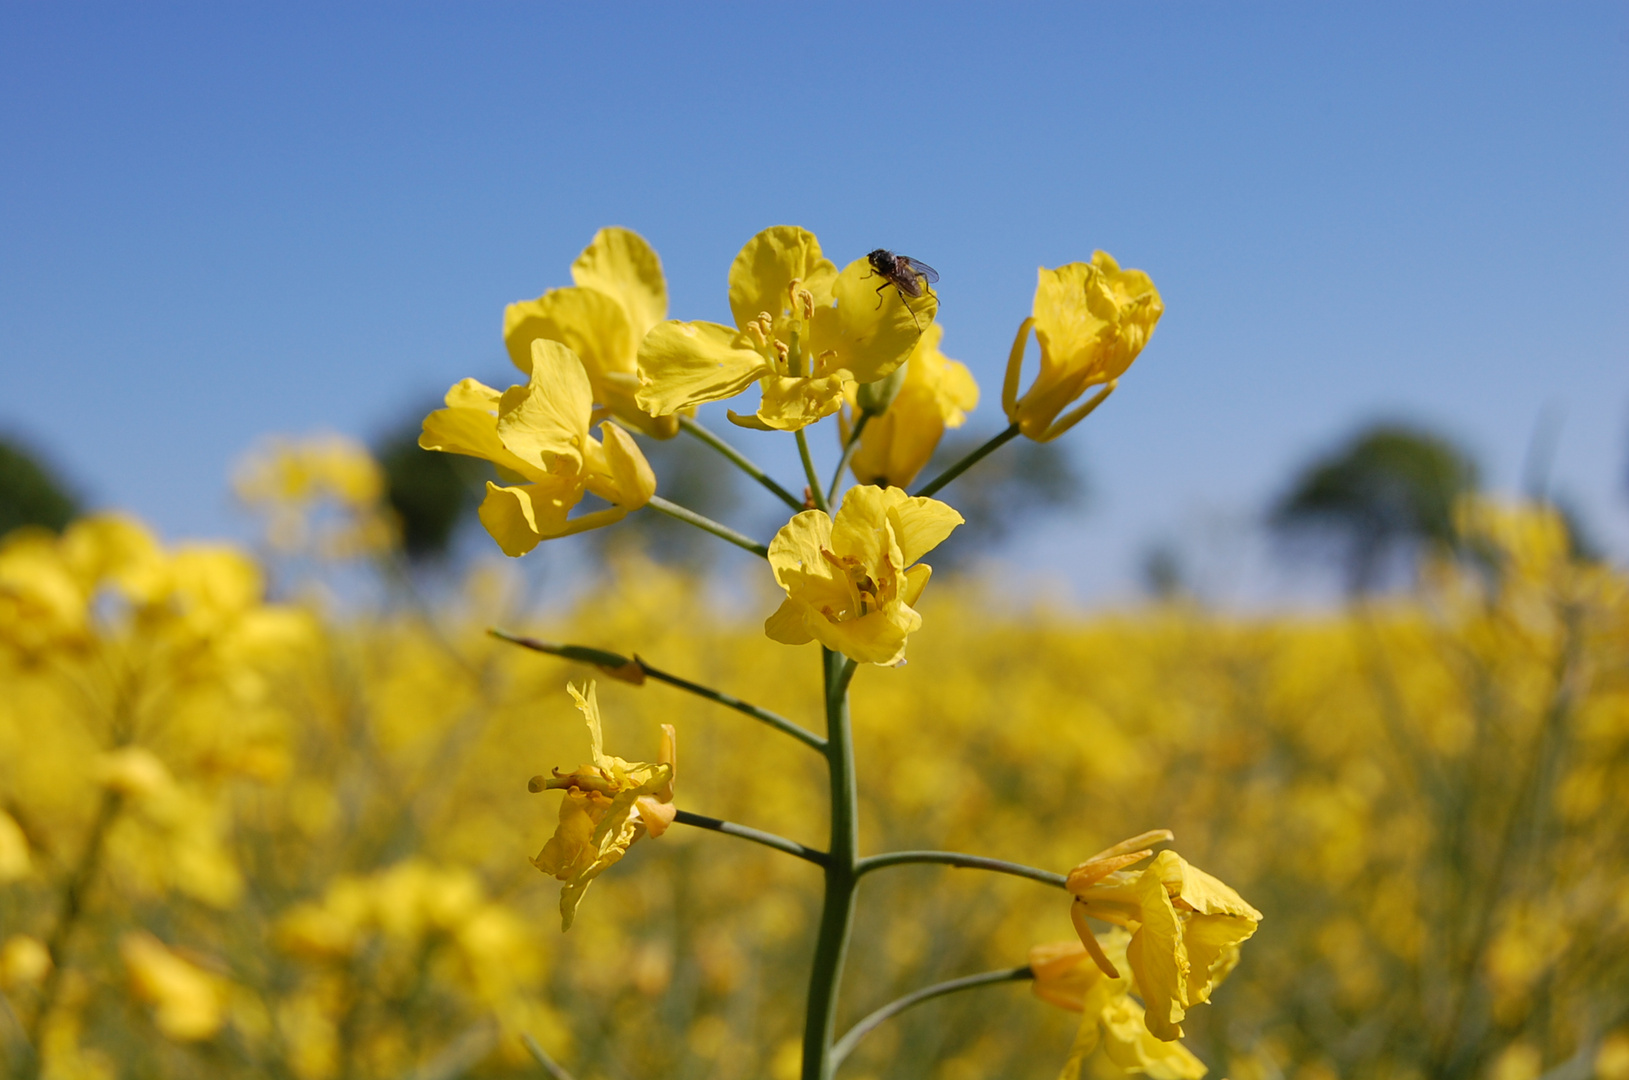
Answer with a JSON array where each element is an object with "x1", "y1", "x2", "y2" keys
[
  {"x1": 796, "y1": 428, "x2": 830, "y2": 515},
  {"x1": 521, "y1": 1033, "x2": 576, "y2": 1080},
  {"x1": 674, "y1": 810, "x2": 830, "y2": 867},
  {"x1": 645, "y1": 496, "x2": 769, "y2": 558},
  {"x1": 854, "y1": 850, "x2": 1068, "y2": 890},
  {"x1": 487, "y1": 630, "x2": 826, "y2": 752},
  {"x1": 679, "y1": 414, "x2": 805, "y2": 512},
  {"x1": 830, "y1": 966, "x2": 1035, "y2": 1069},
  {"x1": 826, "y1": 413, "x2": 870, "y2": 506},
  {"x1": 913, "y1": 423, "x2": 1020, "y2": 499}
]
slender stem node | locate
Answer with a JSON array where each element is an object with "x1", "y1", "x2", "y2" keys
[
  {"x1": 855, "y1": 850, "x2": 1068, "y2": 890},
  {"x1": 679, "y1": 415, "x2": 805, "y2": 512},
  {"x1": 830, "y1": 966, "x2": 1035, "y2": 1068},
  {"x1": 913, "y1": 423, "x2": 1020, "y2": 499},
  {"x1": 488, "y1": 630, "x2": 826, "y2": 751},
  {"x1": 796, "y1": 428, "x2": 830, "y2": 515},
  {"x1": 674, "y1": 810, "x2": 829, "y2": 867},
  {"x1": 645, "y1": 496, "x2": 769, "y2": 558}
]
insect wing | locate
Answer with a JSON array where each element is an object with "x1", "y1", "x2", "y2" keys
[{"x1": 899, "y1": 256, "x2": 939, "y2": 287}]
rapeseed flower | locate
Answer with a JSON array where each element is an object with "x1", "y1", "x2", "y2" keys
[
  {"x1": 635, "y1": 226, "x2": 934, "y2": 431},
  {"x1": 846, "y1": 323, "x2": 979, "y2": 489},
  {"x1": 1068, "y1": 835, "x2": 1261, "y2": 1042},
  {"x1": 1030, "y1": 933, "x2": 1207, "y2": 1080},
  {"x1": 1004, "y1": 253, "x2": 1163, "y2": 441},
  {"x1": 119, "y1": 932, "x2": 228, "y2": 1042},
  {"x1": 530, "y1": 682, "x2": 676, "y2": 930},
  {"x1": 504, "y1": 227, "x2": 679, "y2": 438},
  {"x1": 420, "y1": 340, "x2": 656, "y2": 556},
  {"x1": 764, "y1": 485, "x2": 962, "y2": 665}
]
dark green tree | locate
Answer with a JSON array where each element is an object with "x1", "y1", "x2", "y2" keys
[
  {"x1": 375, "y1": 419, "x2": 486, "y2": 562},
  {"x1": 0, "y1": 435, "x2": 80, "y2": 537},
  {"x1": 1271, "y1": 422, "x2": 1479, "y2": 595}
]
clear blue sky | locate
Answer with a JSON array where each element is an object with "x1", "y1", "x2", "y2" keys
[{"x1": 3, "y1": 3, "x2": 1625, "y2": 602}]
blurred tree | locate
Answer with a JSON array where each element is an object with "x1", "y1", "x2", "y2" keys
[
  {"x1": 1139, "y1": 541, "x2": 1187, "y2": 601},
  {"x1": 1271, "y1": 422, "x2": 1479, "y2": 595},
  {"x1": 374, "y1": 418, "x2": 485, "y2": 562},
  {"x1": 0, "y1": 434, "x2": 80, "y2": 537},
  {"x1": 921, "y1": 431, "x2": 1087, "y2": 571}
]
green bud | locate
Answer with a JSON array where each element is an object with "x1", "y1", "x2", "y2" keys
[{"x1": 856, "y1": 362, "x2": 909, "y2": 417}]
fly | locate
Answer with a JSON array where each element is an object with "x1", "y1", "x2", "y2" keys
[{"x1": 865, "y1": 249, "x2": 940, "y2": 329}]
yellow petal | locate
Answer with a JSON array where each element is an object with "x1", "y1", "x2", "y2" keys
[
  {"x1": 886, "y1": 494, "x2": 964, "y2": 566},
  {"x1": 768, "y1": 510, "x2": 835, "y2": 589},
  {"x1": 901, "y1": 563, "x2": 932, "y2": 609},
  {"x1": 809, "y1": 258, "x2": 936, "y2": 384},
  {"x1": 808, "y1": 608, "x2": 914, "y2": 666},
  {"x1": 727, "y1": 226, "x2": 838, "y2": 331},
  {"x1": 496, "y1": 341, "x2": 595, "y2": 474},
  {"x1": 477, "y1": 480, "x2": 576, "y2": 557},
  {"x1": 419, "y1": 379, "x2": 542, "y2": 478},
  {"x1": 1182, "y1": 913, "x2": 1255, "y2": 1007},
  {"x1": 636, "y1": 320, "x2": 767, "y2": 415},
  {"x1": 582, "y1": 422, "x2": 656, "y2": 508},
  {"x1": 764, "y1": 597, "x2": 815, "y2": 645},
  {"x1": 753, "y1": 373, "x2": 847, "y2": 431},
  {"x1": 570, "y1": 226, "x2": 668, "y2": 339},
  {"x1": 1098, "y1": 996, "x2": 1208, "y2": 1079},
  {"x1": 504, "y1": 286, "x2": 633, "y2": 385},
  {"x1": 1125, "y1": 866, "x2": 1190, "y2": 1042}
]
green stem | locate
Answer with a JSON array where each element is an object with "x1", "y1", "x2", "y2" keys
[
  {"x1": 679, "y1": 415, "x2": 806, "y2": 512},
  {"x1": 854, "y1": 851, "x2": 1067, "y2": 890},
  {"x1": 803, "y1": 650, "x2": 859, "y2": 1080},
  {"x1": 487, "y1": 630, "x2": 826, "y2": 752},
  {"x1": 673, "y1": 810, "x2": 829, "y2": 867},
  {"x1": 826, "y1": 413, "x2": 870, "y2": 506},
  {"x1": 521, "y1": 1033, "x2": 576, "y2": 1080},
  {"x1": 796, "y1": 429, "x2": 830, "y2": 515},
  {"x1": 645, "y1": 496, "x2": 769, "y2": 558},
  {"x1": 830, "y1": 966, "x2": 1035, "y2": 1069},
  {"x1": 913, "y1": 423, "x2": 1020, "y2": 499}
]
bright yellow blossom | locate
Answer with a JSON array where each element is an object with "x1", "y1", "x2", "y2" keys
[
  {"x1": 1004, "y1": 253, "x2": 1163, "y2": 441},
  {"x1": 420, "y1": 339, "x2": 656, "y2": 556},
  {"x1": 1068, "y1": 835, "x2": 1261, "y2": 1042},
  {"x1": 845, "y1": 323, "x2": 979, "y2": 488},
  {"x1": 1031, "y1": 933, "x2": 1207, "y2": 1080},
  {"x1": 529, "y1": 682, "x2": 676, "y2": 930},
  {"x1": 635, "y1": 226, "x2": 934, "y2": 432},
  {"x1": 504, "y1": 227, "x2": 680, "y2": 438},
  {"x1": 119, "y1": 932, "x2": 228, "y2": 1042},
  {"x1": 764, "y1": 485, "x2": 962, "y2": 665}
]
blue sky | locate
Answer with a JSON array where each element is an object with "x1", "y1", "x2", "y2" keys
[{"x1": 2, "y1": 3, "x2": 1625, "y2": 603}]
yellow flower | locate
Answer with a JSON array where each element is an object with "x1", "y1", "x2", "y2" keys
[
  {"x1": 233, "y1": 434, "x2": 396, "y2": 556},
  {"x1": 504, "y1": 227, "x2": 680, "y2": 438},
  {"x1": 1068, "y1": 833, "x2": 1261, "y2": 1042},
  {"x1": 119, "y1": 932, "x2": 228, "y2": 1042},
  {"x1": 635, "y1": 226, "x2": 934, "y2": 432},
  {"x1": 764, "y1": 485, "x2": 962, "y2": 665},
  {"x1": 845, "y1": 323, "x2": 979, "y2": 488},
  {"x1": 419, "y1": 339, "x2": 657, "y2": 556},
  {"x1": 529, "y1": 682, "x2": 676, "y2": 930},
  {"x1": 1003, "y1": 253, "x2": 1163, "y2": 441},
  {"x1": 1031, "y1": 933, "x2": 1208, "y2": 1080}
]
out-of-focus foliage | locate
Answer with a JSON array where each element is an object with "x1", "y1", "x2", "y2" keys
[
  {"x1": 0, "y1": 435, "x2": 80, "y2": 538},
  {"x1": 1272, "y1": 423, "x2": 1479, "y2": 594},
  {"x1": 376, "y1": 414, "x2": 486, "y2": 562},
  {"x1": 3, "y1": 464, "x2": 1625, "y2": 1079}
]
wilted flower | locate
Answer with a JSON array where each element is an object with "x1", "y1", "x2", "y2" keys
[
  {"x1": 504, "y1": 227, "x2": 679, "y2": 438},
  {"x1": 1004, "y1": 253, "x2": 1163, "y2": 441},
  {"x1": 1030, "y1": 932, "x2": 1207, "y2": 1080},
  {"x1": 1068, "y1": 833, "x2": 1261, "y2": 1041},
  {"x1": 530, "y1": 682, "x2": 676, "y2": 930},
  {"x1": 635, "y1": 225, "x2": 933, "y2": 431},
  {"x1": 420, "y1": 340, "x2": 656, "y2": 556},
  {"x1": 764, "y1": 485, "x2": 962, "y2": 665}
]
